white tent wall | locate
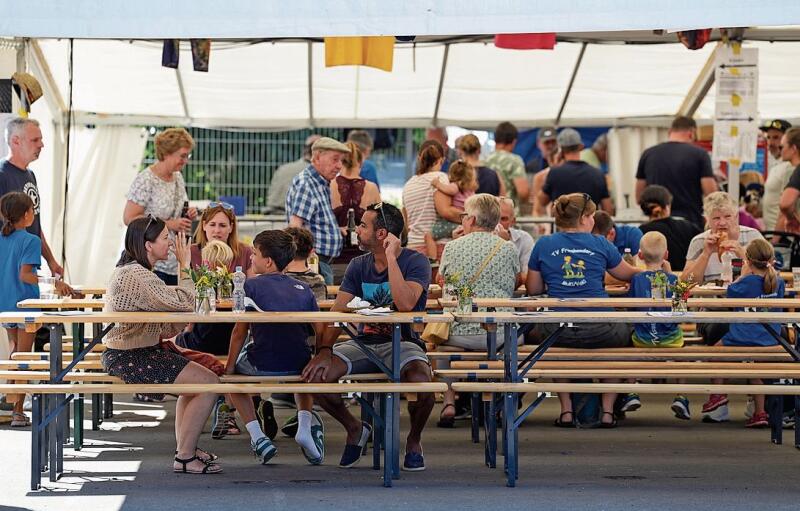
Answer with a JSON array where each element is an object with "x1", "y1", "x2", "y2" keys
[
  {"x1": 62, "y1": 126, "x2": 147, "y2": 285},
  {"x1": 608, "y1": 127, "x2": 670, "y2": 213}
]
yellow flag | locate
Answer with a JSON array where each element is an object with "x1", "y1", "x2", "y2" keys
[{"x1": 325, "y1": 36, "x2": 395, "y2": 72}]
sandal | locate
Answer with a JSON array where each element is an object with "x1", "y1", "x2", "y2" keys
[
  {"x1": 175, "y1": 448, "x2": 219, "y2": 463},
  {"x1": 600, "y1": 411, "x2": 618, "y2": 429},
  {"x1": 173, "y1": 455, "x2": 222, "y2": 474},
  {"x1": 10, "y1": 412, "x2": 31, "y2": 428},
  {"x1": 436, "y1": 403, "x2": 456, "y2": 428},
  {"x1": 553, "y1": 411, "x2": 575, "y2": 428}
]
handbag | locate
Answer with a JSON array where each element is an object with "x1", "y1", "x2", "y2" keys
[{"x1": 421, "y1": 238, "x2": 506, "y2": 345}]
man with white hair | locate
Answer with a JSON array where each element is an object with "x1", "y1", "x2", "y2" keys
[
  {"x1": 266, "y1": 134, "x2": 321, "y2": 213},
  {"x1": 495, "y1": 197, "x2": 534, "y2": 284},
  {"x1": 0, "y1": 117, "x2": 63, "y2": 276},
  {"x1": 286, "y1": 137, "x2": 350, "y2": 284},
  {"x1": 580, "y1": 133, "x2": 608, "y2": 172}
]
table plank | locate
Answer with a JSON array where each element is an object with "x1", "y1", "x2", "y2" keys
[{"x1": 438, "y1": 297, "x2": 800, "y2": 309}]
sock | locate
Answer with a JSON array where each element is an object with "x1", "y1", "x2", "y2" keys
[
  {"x1": 245, "y1": 420, "x2": 265, "y2": 443},
  {"x1": 294, "y1": 410, "x2": 320, "y2": 459}
]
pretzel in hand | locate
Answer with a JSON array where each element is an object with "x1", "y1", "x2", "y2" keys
[{"x1": 716, "y1": 230, "x2": 729, "y2": 259}]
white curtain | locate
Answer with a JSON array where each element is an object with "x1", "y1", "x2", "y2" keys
[
  {"x1": 608, "y1": 126, "x2": 669, "y2": 217},
  {"x1": 62, "y1": 125, "x2": 147, "y2": 286}
]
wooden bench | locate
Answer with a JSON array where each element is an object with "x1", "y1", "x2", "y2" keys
[
  {"x1": 451, "y1": 381, "x2": 800, "y2": 487},
  {"x1": 7, "y1": 380, "x2": 445, "y2": 490}
]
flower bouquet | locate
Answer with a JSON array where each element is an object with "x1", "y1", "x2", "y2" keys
[
  {"x1": 183, "y1": 263, "x2": 233, "y2": 314},
  {"x1": 646, "y1": 271, "x2": 670, "y2": 300},
  {"x1": 669, "y1": 275, "x2": 697, "y2": 313},
  {"x1": 444, "y1": 271, "x2": 475, "y2": 315}
]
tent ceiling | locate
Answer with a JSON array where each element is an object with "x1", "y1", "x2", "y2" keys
[{"x1": 28, "y1": 31, "x2": 800, "y2": 129}]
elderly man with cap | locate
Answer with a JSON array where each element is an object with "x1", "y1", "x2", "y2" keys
[
  {"x1": 538, "y1": 128, "x2": 614, "y2": 214},
  {"x1": 760, "y1": 120, "x2": 795, "y2": 231},
  {"x1": 266, "y1": 134, "x2": 321, "y2": 214},
  {"x1": 580, "y1": 133, "x2": 609, "y2": 173},
  {"x1": 525, "y1": 126, "x2": 558, "y2": 175},
  {"x1": 286, "y1": 137, "x2": 350, "y2": 284}
]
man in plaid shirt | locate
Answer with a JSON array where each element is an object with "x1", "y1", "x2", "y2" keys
[{"x1": 286, "y1": 137, "x2": 350, "y2": 284}]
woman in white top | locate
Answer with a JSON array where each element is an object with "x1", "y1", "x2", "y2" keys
[
  {"x1": 122, "y1": 127, "x2": 198, "y2": 284},
  {"x1": 402, "y1": 140, "x2": 462, "y2": 258}
]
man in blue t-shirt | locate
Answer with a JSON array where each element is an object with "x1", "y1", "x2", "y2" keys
[
  {"x1": 225, "y1": 230, "x2": 324, "y2": 466},
  {"x1": 301, "y1": 202, "x2": 433, "y2": 471},
  {"x1": 592, "y1": 210, "x2": 643, "y2": 256}
]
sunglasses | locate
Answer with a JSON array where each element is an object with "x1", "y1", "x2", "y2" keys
[
  {"x1": 144, "y1": 214, "x2": 158, "y2": 232},
  {"x1": 579, "y1": 193, "x2": 592, "y2": 217},
  {"x1": 373, "y1": 201, "x2": 388, "y2": 229},
  {"x1": 208, "y1": 201, "x2": 234, "y2": 211}
]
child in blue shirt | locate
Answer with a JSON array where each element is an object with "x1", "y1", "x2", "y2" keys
[
  {"x1": 224, "y1": 230, "x2": 324, "y2": 465},
  {"x1": 0, "y1": 192, "x2": 40, "y2": 427},
  {"x1": 702, "y1": 238, "x2": 785, "y2": 427},
  {"x1": 620, "y1": 231, "x2": 691, "y2": 419}
]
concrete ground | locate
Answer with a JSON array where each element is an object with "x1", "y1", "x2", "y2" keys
[{"x1": 2, "y1": 393, "x2": 800, "y2": 511}]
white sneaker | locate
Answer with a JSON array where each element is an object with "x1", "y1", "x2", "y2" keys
[
  {"x1": 744, "y1": 396, "x2": 754, "y2": 419},
  {"x1": 702, "y1": 404, "x2": 730, "y2": 423}
]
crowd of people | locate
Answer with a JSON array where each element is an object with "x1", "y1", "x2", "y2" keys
[{"x1": 2, "y1": 114, "x2": 799, "y2": 473}]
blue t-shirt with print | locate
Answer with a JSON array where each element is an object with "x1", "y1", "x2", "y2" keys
[
  {"x1": 244, "y1": 273, "x2": 318, "y2": 372},
  {"x1": 528, "y1": 232, "x2": 621, "y2": 309},
  {"x1": 340, "y1": 248, "x2": 431, "y2": 342},
  {"x1": 722, "y1": 274, "x2": 785, "y2": 347},
  {"x1": 613, "y1": 224, "x2": 643, "y2": 256},
  {"x1": 628, "y1": 271, "x2": 680, "y2": 343},
  {"x1": 0, "y1": 229, "x2": 41, "y2": 312}
]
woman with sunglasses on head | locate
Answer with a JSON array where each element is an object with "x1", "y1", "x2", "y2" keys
[
  {"x1": 526, "y1": 193, "x2": 640, "y2": 428},
  {"x1": 103, "y1": 216, "x2": 222, "y2": 474},
  {"x1": 190, "y1": 202, "x2": 254, "y2": 276},
  {"x1": 123, "y1": 127, "x2": 198, "y2": 285}
]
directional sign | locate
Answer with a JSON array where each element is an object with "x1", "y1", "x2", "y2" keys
[{"x1": 712, "y1": 45, "x2": 759, "y2": 164}]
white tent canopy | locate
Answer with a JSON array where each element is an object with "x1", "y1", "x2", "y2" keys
[{"x1": 29, "y1": 36, "x2": 800, "y2": 129}]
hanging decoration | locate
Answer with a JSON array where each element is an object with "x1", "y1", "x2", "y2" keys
[
  {"x1": 494, "y1": 33, "x2": 556, "y2": 50},
  {"x1": 676, "y1": 29, "x2": 712, "y2": 50},
  {"x1": 161, "y1": 39, "x2": 211, "y2": 72},
  {"x1": 324, "y1": 36, "x2": 394, "y2": 72}
]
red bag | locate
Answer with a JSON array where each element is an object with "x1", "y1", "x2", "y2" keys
[{"x1": 159, "y1": 340, "x2": 226, "y2": 376}]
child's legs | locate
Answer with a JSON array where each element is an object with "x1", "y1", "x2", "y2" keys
[
  {"x1": 6, "y1": 327, "x2": 34, "y2": 412},
  {"x1": 750, "y1": 379, "x2": 766, "y2": 414},
  {"x1": 294, "y1": 393, "x2": 313, "y2": 412}
]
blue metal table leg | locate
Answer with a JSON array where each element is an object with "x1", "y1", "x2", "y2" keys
[
  {"x1": 470, "y1": 393, "x2": 480, "y2": 443},
  {"x1": 48, "y1": 324, "x2": 62, "y2": 482},
  {"x1": 30, "y1": 394, "x2": 42, "y2": 490},
  {"x1": 485, "y1": 397, "x2": 497, "y2": 468},
  {"x1": 391, "y1": 324, "x2": 401, "y2": 479},
  {"x1": 383, "y1": 392, "x2": 394, "y2": 487},
  {"x1": 72, "y1": 323, "x2": 85, "y2": 450},
  {"x1": 373, "y1": 394, "x2": 384, "y2": 470},
  {"x1": 504, "y1": 391, "x2": 517, "y2": 487}
]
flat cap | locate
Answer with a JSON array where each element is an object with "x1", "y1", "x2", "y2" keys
[
  {"x1": 538, "y1": 127, "x2": 557, "y2": 141},
  {"x1": 311, "y1": 137, "x2": 350, "y2": 153},
  {"x1": 760, "y1": 119, "x2": 792, "y2": 132}
]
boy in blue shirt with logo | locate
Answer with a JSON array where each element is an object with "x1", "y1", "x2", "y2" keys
[
  {"x1": 702, "y1": 238, "x2": 785, "y2": 427},
  {"x1": 224, "y1": 230, "x2": 324, "y2": 465},
  {"x1": 620, "y1": 232, "x2": 691, "y2": 419}
]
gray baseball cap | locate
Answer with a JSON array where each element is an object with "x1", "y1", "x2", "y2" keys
[
  {"x1": 556, "y1": 128, "x2": 582, "y2": 147},
  {"x1": 538, "y1": 127, "x2": 557, "y2": 141}
]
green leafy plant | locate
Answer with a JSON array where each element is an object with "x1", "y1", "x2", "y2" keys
[
  {"x1": 444, "y1": 272, "x2": 475, "y2": 301},
  {"x1": 669, "y1": 274, "x2": 698, "y2": 307},
  {"x1": 646, "y1": 271, "x2": 670, "y2": 298},
  {"x1": 182, "y1": 263, "x2": 232, "y2": 293}
]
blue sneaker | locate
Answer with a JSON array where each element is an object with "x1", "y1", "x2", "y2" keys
[
  {"x1": 338, "y1": 422, "x2": 372, "y2": 468},
  {"x1": 671, "y1": 395, "x2": 691, "y2": 420},
  {"x1": 619, "y1": 393, "x2": 641, "y2": 413},
  {"x1": 402, "y1": 451, "x2": 425, "y2": 472},
  {"x1": 252, "y1": 436, "x2": 277, "y2": 464}
]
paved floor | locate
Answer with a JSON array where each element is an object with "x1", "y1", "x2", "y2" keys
[{"x1": 2, "y1": 393, "x2": 800, "y2": 511}]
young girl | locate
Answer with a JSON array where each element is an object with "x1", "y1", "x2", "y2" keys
[
  {"x1": 425, "y1": 160, "x2": 479, "y2": 258},
  {"x1": 0, "y1": 192, "x2": 40, "y2": 428},
  {"x1": 701, "y1": 238, "x2": 785, "y2": 426}
]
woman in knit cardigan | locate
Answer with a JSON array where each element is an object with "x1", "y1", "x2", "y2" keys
[{"x1": 103, "y1": 217, "x2": 222, "y2": 475}]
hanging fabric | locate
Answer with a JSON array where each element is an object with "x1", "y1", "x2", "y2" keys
[
  {"x1": 676, "y1": 29, "x2": 712, "y2": 50},
  {"x1": 324, "y1": 36, "x2": 395, "y2": 72},
  {"x1": 161, "y1": 39, "x2": 211, "y2": 71},
  {"x1": 494, "y1": 33, "x2": 556, "y2": 50}
]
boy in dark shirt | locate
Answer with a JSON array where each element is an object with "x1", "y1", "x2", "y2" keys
[{"x1": 225, "y1": 230, "x2": 324, "y2": 465}]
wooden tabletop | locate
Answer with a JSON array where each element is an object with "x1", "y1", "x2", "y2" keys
[
  {"x1": 318, "y1": 299, "x2": 442, "y2": 310},
  {"x1": 18, "y1": 298, "x2": 105, "y2": 309},
  {"x1": 453, "y1": 310, "x2": 800, "y2": 324},
  {"x1": 71, "y1": 285, "x2": 106, "y2": 295},
  {"x1": 0, "y1": 310, "x2": 454, "y2": 325},
  {"x1": 438, "y1": 297, "x2": 800, "y2": 309}
]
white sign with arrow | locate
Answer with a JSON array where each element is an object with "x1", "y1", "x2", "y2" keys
[{"x1": 712, "y1": 45, "x2": 758, "y2": 164}]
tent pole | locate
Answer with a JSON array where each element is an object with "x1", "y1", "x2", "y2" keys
[
  {"x1": 431, "y1": 44, "x2": 450, "y2": 127},
  {"x1": 307, "y1": 42, "x2": 314, "y2": 128},
  {"x1": 677, "y1": 41, "x2": 721, "y2": 117},
  {"x1": 555, "y1": 42, "x2": 587, "y2": 126},
  {"x1": 174, "y1": 68, "x2": 191, "y2": 123}
]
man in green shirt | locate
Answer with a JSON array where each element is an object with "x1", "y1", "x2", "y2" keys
[{"x1": 484, "y1": 122, "x2": 529, "y2": 214}]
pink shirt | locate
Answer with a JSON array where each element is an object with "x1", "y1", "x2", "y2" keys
[{"x1": 452, "y1": 190, "x2": 475, "y2": 210}]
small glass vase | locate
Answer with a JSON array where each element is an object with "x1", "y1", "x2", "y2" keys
[
  {"x1": 217, "y1": 281, "x2": 232, "y2": 300},
  {"x1": 650, "y1": 285, "x2": 665, "y2": 300},
  {"x1": 456, "y1": 296, "x2": 473, "y2": 315},
  {"x1": 671, "y1": 296, "x2": 687, "y2": 314},
  {"x1": 195, "y1": 287, "x2": 216, "y2": 315}
]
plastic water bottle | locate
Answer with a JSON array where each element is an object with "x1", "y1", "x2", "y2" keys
[
  {"x1": 721, "y1": 250, "x2": 733, "y2": 286},
  {"x1": 232, "y1": 265, "x2": 246, "y2": 313}
]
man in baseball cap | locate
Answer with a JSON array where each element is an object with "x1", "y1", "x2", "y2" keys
[
  {"x1": 760, "y1": 119, "x2": 792, "y2": 162},
  {"x1": 526, "y1": 126, "x2": 558, "y2": 175}
]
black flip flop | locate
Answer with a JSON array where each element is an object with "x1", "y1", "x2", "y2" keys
[{"x1": 553, "y1": 411, "x2": 575, "y2": 428}]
